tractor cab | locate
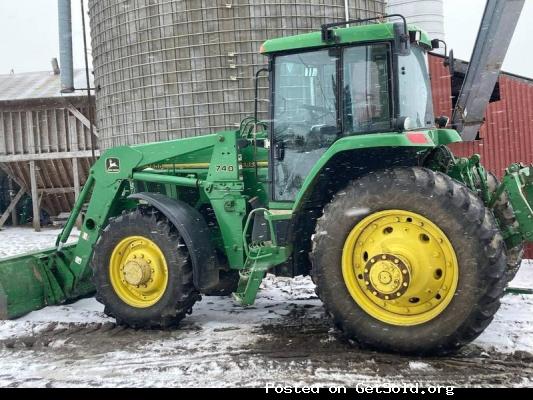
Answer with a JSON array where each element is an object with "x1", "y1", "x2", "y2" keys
[{"x1": 260, "y1": 19, "x2": 436, "y2": 201}]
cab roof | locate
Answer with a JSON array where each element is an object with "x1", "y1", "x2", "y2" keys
[{"x1": 261, "y1": 22, "x2": 432, "y2": 55}]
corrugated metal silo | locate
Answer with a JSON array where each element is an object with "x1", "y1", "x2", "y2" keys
[
  {"x1": 387, "y1": 0, "x2": 445, "y2": 41},
  {"x1": 88, "y1": 0, "x2": 386, "y2": 149}
]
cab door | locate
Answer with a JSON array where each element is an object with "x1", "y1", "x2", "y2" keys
[{"x1": 271, "y1": 49, "x2": 339, "y2": 201}]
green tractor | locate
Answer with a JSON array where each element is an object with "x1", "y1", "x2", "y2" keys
[{"x1": 1, "y1": 17, "x2": 533, "y2": 355}]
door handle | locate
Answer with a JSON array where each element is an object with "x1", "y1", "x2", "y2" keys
[{"x1": 275, "y1": 141, "x2": 285, "y2": 161}]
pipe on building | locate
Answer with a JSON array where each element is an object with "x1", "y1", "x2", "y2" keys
[
  {"x1": 58, "y1": 0, "x2": 74, "y2": 93},
  {"x1": 344, "y1": 0, "x2": 350, "y2": 22}
]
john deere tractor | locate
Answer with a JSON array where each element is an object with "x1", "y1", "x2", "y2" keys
[{"x1": 1, "y1": 17, "x2": 533, "y2": 355}]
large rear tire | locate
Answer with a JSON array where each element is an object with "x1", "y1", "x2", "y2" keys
[
  {"x1": 91, "y1": 209, "x2": 200, "y2": 329},
  {"x1": 311, "y1": 167, "x2": 507, "y2": 355}
]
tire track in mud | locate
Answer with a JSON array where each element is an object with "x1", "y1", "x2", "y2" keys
[
  {"x1": 254, "y1": 316, "x2": 533, "y2": 387},
  {"x1": 0, "y1": 303, "x2": 532, "y2": 387}
]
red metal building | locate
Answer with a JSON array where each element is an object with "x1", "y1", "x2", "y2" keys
[{"x1": 429, "y1": 54, "x2": 533, "y2": 257}]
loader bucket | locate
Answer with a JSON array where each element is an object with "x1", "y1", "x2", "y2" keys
[{"x1": 0, "y1": 243, "x2": 94, "y2": 320}]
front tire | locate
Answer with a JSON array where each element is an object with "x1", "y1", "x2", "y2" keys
[
  {"x1": 311, "y1": 167, "x2": 507, "y2": 355},
  {"x1": 91, "y1": 209, "x2": 200, "y2": 329}
]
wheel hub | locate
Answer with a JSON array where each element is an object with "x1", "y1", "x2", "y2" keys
[
  {"x1": 123, "y1": 259, "x2": 152, "y2": 286},
  {"x1": 364, "y1": 254, "x2": 410, "y2": 300},
  {"x1": 341, "y1": 210, "x2": 459, "y2": 326},
  {"x1": 109, "y1": 236, "x2": 168, "y2": 308}
]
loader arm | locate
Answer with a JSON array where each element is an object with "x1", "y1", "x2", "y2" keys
[
  {"x1": 449, "y1": 155, "x2": 533, "y2": 247},
  {"x1": 59, "y1": 134, "x2": 223, "y2": 290},
  {"x1": 1, "y1": 133, "x2": 226, "y2": 319}
]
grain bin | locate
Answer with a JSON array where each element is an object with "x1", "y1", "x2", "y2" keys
[
  {"x1": 387, "y1": 0, "x2": 445, "y2": 41},
  {"x1": 88, "y1": 0, "x2": 386, "y2": 149}
]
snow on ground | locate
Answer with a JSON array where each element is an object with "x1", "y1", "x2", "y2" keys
[
  {"x1": 474, "y1": 262, "x2": 533, "y2": 353},
  {"x1": 0, "y1": 226, "x2": 532, "y2": 387},
  {"x1": 0, "y1": 227, "x2": 79, "y2": 259}
]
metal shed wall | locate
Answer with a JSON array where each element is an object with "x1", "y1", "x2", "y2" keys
[
  {"x1": 89, "y1": 0, "x2": 386, "y2": 149},
  {"x1": 0, "y1": 98, "x2": 97, "y2": 218}
]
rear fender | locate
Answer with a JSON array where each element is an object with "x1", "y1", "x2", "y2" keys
[
  {"x1": 129, "y1": 193, "x2": 219, "y2": 291},
  {"x1": 292, "y1": 132, "x2": 442, "y2": 211}
]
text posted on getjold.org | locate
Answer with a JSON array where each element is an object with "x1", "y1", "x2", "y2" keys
[{"x1": 265, "y1": 383, "x2": 455, "y2": 396}]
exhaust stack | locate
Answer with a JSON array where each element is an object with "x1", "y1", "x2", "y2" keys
[{"x1": 58, "y1": 0, "x2": 74, "y2": 93}]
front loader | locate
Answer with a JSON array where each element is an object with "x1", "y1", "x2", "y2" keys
[{"x1": 1, "y1": 16, "x2": 533, "y2": 355}]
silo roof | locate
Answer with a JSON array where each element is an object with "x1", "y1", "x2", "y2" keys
[
  {"x1": 0, "y1": 69, "x2": 93, "y2": 102},
  {"x1": 261, "y1": 22, "x2": 432, "y2": 54}
]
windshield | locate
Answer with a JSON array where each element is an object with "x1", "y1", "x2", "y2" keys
[{"x1": 398, "y1": 46, "x2": 434, "y2": 129}]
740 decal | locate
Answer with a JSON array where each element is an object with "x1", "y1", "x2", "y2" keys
[{"x1": 216, "y1": 165, "x2": 235, "y2": 172}]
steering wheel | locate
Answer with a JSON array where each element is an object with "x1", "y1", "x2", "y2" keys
[
  {"x1": 274, "y1": 121, "x2": 310, "y2": 142},
  {"x1": 301, "y1": 104, "x2": 335, "y2": 121}
]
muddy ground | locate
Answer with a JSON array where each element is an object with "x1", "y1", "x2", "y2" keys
[
  {"x1": 0, "y1": 228, "x2": 532, "y2": 388},
  {"x1": 0, "y1": 294, "x2": 532, "y2": 388}
]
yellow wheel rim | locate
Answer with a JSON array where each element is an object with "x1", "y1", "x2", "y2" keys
[
  {"x1": 342, "y1": 210, "x2": 459, "y2": 326},
  {"x1": 109, "y1": 236, "x2": 169, "y2": 308}
]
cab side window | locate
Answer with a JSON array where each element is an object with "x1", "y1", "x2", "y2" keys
[{"x1": 343, "y1": 44, "x2": 391, "y2": 134}]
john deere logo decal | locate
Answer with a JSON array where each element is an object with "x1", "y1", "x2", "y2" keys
[{"x1": 106, "y1": 158, "x2": 120, "y2": 173}]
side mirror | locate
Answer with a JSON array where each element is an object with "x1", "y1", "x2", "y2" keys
[
  {"x1": 435, "y1": 116, "x2": 450, "y2": 129},
  {"x1": 431, "y1": 39, "x2": 452, "y2": 69}
]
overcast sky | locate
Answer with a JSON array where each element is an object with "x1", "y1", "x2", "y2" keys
[
  {"x1": 0, "y1": 0, "x2": 531, "y2": 77},
  {"x1": 0, "y1": 0, "x2": 89, "y2": 75},
  {"x1": 444, "y1": 0, "x2": 532, "y2": 77}
]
